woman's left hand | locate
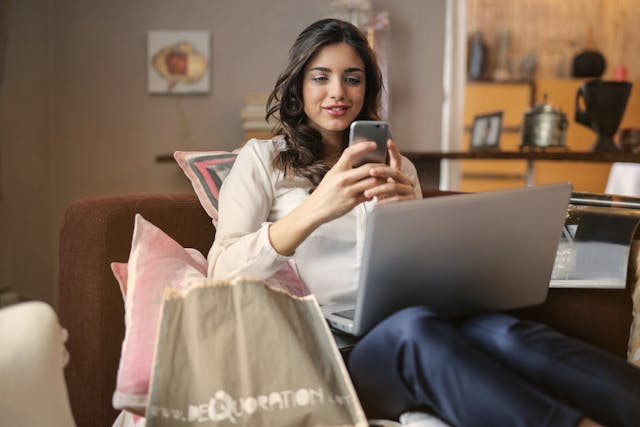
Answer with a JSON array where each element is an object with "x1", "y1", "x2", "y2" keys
[{"x1": 364, "y1": 139, "x2": 417, "y2": 204}]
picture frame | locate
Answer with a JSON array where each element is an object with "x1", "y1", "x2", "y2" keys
[
  {"x1": 147, "y1": 30, "x2": 211, "y2": 94},
  {"x1": 470, "y1": 111, "x2": 503, "y2": 150}
]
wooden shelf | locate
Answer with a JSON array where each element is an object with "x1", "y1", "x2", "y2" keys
[
  {"x1": 406, "y1": 150, "x2": 640, "y2": 189},
  {"x1": 405, "y1": 150, "x2": 640, "y2": 163}
]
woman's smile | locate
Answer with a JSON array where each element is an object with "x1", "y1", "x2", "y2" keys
[{"x1": 322, "y1": 104, "x2": 351, "y2": 117}]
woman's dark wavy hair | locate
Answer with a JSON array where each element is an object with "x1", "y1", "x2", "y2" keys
[{"x1": 266, "y1": 18, "x2": 383, "y2": 188}]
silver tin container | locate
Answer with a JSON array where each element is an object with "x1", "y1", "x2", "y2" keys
[{"x1": 521, "y1": 96, "x2": 568, "y2": 148}]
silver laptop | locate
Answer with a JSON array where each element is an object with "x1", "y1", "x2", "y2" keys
[{"x1": 323, "y1": 183, "x2": 572, "y2": 337}]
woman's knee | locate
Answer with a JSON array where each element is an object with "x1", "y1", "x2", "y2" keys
[
  {"x1": 374, "y1": 306, "x2": 457, "y2": 346},
  {"x1": 348, "y1": 306, "x2": 467, "y2": 417},
  {"x1": 381, "y1": 306, "x2": 441, "y2": 334},
  {"x1": 356, "y1": 306, "x2": 466, "y2": 369},
  {"x1": 459, "y1": 312, "x2": 556, "y2": 354}
]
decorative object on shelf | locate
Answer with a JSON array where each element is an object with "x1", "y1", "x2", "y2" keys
[
  {"x1": 520, "y1": 94, "x2": 568, "y2": 150},
  {"x1": 571, "y1": 49, "x2": 606, "y2": 78},
  {"x1": 619, "y1": 128, "x2": 640, "y2": 154},
  {"x1": 575, "y1": 79, "x2": 632, "y2": 152},
  {"x1": 467, "y1": 31, "x2": 487, "y2": 81},
  {"x1": 519, "y1": 51, "x2": 537, "y2": 81},
  {"x1": 367, "y1": 11, "x2": 390, "y2": 120},
  {"x1": 241, "y1": 92, "x2": 274, "y2": 143},
  {"x1": 493, "y1": 30, "x2": 512, "y2": 82},
  {"x1": 147, "y1": 30, "x2": 210, "y2": 94},
  {"x1": 606, "y1": 163, "x2": 640, "y2": 197},
  {"x1": 470, "y1": 112, "x2": 503, "y2": 150},
  {"x1": 326, "y1": 0, "x2": 372, "y2": 30},
  {"x1": 613, "y1": 65, "x2": 629, "y2": 81},
  {"x1": 571, "y1": 28, "x2": 606, "y2": 79}
]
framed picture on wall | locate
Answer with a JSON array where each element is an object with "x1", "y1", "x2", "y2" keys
[
  {"x1": 470, "y1": 111, "x2": 503, "y2": 150},
  {"x1": 147, "y1": 30, "x2": 211, "y2": 94}
]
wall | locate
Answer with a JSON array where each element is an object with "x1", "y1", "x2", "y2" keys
[
  {"x1": 0, "y1": 0, "x2": 447, "y2": 307},
  {"x1": 466, "y1": 0, "x2": 640, "y2": 80},
  {"x1": 0, "y1": 0, "x2": 53, "y2": 302}
]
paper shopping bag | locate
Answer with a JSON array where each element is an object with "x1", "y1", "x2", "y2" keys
[{"x1": 146, "y1": 278, "x2": 368, "y2": 427}]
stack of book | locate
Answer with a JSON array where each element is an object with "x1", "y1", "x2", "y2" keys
[{"x1": 241, "y1": 92, "x2": 275, "y2": 143}]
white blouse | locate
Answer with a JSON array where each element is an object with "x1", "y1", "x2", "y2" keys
[{"x1": 207, "y1": 138, "x2": 422, "y2": 305}]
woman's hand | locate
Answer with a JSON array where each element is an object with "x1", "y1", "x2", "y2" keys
[
  {"x1": 268, "y1": 141, "x2": 385, "y2": 256},
  {"x1": 304, "y1": 141, "x2": 388, "y2": 225},
  {"x1": 363, "y1": 139, "x2": 417, "y2": 204}
]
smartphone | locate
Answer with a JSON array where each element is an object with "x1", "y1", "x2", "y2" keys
[{"x1": 348, "y1": 120, "x2": 389, "y2": 167}]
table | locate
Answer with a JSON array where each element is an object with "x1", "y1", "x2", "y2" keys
[{"x1": 404, "y1": 150, "x2": 640, "y2": 188}]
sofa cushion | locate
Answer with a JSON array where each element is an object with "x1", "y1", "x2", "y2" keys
[
  {"x1": 111, "y1": 262, "x2": 128, "y2": 301},
  {"x1": 112, "y1": 214, "x2": 207, "y2": 412},
  {"x1": 174, "y1": 150, "x2": 238, "y2": 224}
]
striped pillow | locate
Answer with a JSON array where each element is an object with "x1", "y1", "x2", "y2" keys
[{"x1": 174, "y1": 151, "x2": 238, "y2": 224}]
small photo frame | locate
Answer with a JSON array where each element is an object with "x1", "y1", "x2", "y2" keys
[{"x1": 470, "y1": 112, "x2": 503, "y2": 150}]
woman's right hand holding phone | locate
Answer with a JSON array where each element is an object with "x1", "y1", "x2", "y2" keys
[
  {"x1": 268, "y1": 141, "x2": 385, "y2": 256},
  {"x1": 306, "y1": 140, "x2": 387, "y2": 224}
]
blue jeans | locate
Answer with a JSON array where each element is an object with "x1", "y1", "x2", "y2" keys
[{"x1": 348, "y1": 306, "x2": 640, "y2": 427}]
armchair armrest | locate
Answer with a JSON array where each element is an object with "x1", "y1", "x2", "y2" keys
[{"x1": 58, "y1": 194, "x2": 214, "y2": 427}]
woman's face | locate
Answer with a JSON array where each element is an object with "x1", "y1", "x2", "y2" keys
[{"x1": 302, "y1": 42, "x2": 366, "y2": 142}]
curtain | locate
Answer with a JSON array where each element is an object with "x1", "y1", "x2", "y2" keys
[{"x1": 0, "y1": 0, "x2": 11, "y2": 87}]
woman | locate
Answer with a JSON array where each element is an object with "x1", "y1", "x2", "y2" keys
[{"x1": 208, "y1": 18, "x2": 640, "y2": 427}]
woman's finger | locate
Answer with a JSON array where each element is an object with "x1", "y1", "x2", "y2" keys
[
  {"x1": 387, "y1": 138, "x2": 402, "y2": 170},
  {"x1": 334, "y1": 162, "x2": 386, "y2": 187},
  {"x1": 364, "y1": 181, "x2": 415, "y2": 200},
  {"x1": 350, "y1": 176, "x2": 387, "y2": 197},
  {"x1": 369, "y1": 165, "x2": 415, "y2": 186},
  {"x1": 375, "y1": 194, "x2": 416, "y2": 205},
  {"x1": 335, "y1": 140, "x2": 377, "y2": 169}
]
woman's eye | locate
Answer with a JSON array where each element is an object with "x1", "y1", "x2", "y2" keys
[
  {"x1": 312, "y1": 75, "x2": 329, "y2": 83},
  {"x1": 345, "y1": 76, "x2": 362, "y2": 85}
]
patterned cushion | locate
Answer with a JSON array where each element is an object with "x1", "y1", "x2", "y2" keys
[{"x1": 174, "y1": 151, "x2": 238, "y2": 223}]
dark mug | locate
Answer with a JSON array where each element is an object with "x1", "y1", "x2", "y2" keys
[{"x1": 575, "y1": 79, "x2": 632, "y2": 152}]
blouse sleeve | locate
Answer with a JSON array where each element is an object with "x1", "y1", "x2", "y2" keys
[
  {"x1": 400, "y1": 154, "x2": 423, "y2": 199},
  {"x1": 207, "y1": 140, "x2": 290, "y2": 279}
]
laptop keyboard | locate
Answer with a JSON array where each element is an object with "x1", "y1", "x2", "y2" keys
[{"x1": 333, "y1": 309, "x2": 355, "y2": 320}]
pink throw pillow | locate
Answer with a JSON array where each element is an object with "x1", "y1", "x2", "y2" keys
[
  {"x1": 112, "y1": 214, "x2": 207, "y2": 412},
  {"x1": 111, "y1": 262, "x2": 128, "y2": 300}
]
